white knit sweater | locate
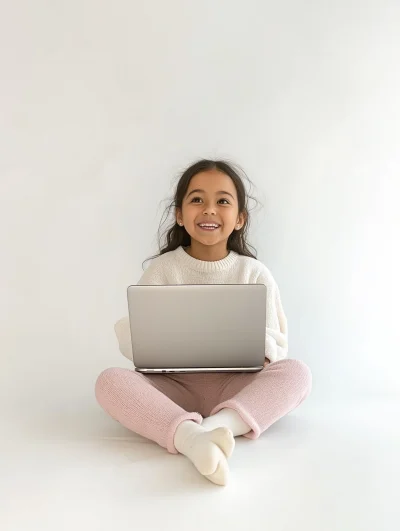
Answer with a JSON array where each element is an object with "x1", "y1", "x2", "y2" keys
[{"x1": 114, "y1": 245, "x2": 288, "y2": 364}]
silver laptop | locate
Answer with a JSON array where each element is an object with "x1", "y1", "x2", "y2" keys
[{"x1": 127, "y1": 284, "x2": 266, "y2": 373}]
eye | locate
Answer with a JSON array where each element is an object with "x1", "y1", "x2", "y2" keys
[{"x1": 190, "y1": 197, "x2": 230, "y2": 205}]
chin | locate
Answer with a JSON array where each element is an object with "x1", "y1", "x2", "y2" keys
[{"x1": 194, "y1": 238, "x2": 227, "y2": 247}]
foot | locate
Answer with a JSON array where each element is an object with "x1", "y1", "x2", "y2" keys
[{"x1": 173, "y1": 422, "x2": 235, "y2": 486}]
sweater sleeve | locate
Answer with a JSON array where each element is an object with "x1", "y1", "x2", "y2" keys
[
  {"x1": 257, "y1": 267, "x2": 288, "y2": 363},
  {"x1": 114, "y1": 257, "x2": 166, "y2": 361}
]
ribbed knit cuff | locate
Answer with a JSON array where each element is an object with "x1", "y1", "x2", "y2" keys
[{"x1": 166, "y1": 411, "x2": 203, "y2": 454}]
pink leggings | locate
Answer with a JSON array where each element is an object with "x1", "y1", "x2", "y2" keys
[{"x1": 95, "y1": 359, "x2": 312, "y2": 454}]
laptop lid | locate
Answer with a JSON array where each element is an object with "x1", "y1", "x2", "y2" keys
[{"x1": 127, "y1": 284, "x2": 266, "y2": 369}]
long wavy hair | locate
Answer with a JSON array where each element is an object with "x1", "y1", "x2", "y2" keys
[{"x1": 142, "y1": 159, "x2": 261, "y2": 269}]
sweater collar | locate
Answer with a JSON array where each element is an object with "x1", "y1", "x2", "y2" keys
[{"x1": 175, "y1": 245, "x2": 238, "y2": 272}]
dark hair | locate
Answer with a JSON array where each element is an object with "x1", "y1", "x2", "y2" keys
[{"x1": 142, "y1": 159, "x2": 261, "y2": 269}]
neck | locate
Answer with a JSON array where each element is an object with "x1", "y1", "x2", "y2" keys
[{"x1": 185, "y1": 240, "x2": 230, "y2": 262}]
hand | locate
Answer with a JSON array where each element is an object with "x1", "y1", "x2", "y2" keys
[{"x1": 263, "y1": 358, "x2": 270, "y2": 368}]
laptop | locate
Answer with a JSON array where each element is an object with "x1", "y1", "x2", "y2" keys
[{"x1": 127, "y1": 284, "x2": 266, "y2": 373}]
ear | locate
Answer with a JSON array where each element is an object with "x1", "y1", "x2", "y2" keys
[
  {"x1": 237, "y1": 210, "x2": 247, "y2": 229},
  {"x1": 175, "y1": 207, "x2": 182, "y2": 225}
]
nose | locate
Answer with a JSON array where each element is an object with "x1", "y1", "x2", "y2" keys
[{"x1": 203, "y1": 203, "x2": 217, "y2": 215}]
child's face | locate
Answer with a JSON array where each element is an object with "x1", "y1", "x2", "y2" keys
[{"x1": 176, "y1": 169, "x2": 245, "y2": 249}]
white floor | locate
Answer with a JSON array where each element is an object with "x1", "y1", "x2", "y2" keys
[{"x1": 2, "y1": 399, "x2": 400, "y2": 531}]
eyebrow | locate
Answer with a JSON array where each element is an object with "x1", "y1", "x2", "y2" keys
[{"x1": 186, "y1": 189, "x2": 235, "y2": 200}]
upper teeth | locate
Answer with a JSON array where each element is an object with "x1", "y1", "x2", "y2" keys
[{"x1": 199, "y1": 224, "x2": 219, "y2": 227}]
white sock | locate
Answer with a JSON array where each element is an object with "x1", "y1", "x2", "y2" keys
[
  {"x1": 173, "y1": 420, "x2": 235, "y2": 486},
  {"x1": 201, "y1": 408, "x2": 251, "y2": 436}
]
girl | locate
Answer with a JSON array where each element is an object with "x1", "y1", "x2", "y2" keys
[{"x1": 95, "y1": 159, "x2": 312, "y2": 486}]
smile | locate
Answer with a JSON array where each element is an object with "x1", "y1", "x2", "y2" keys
[{"x1": 197, "y1": 224, "x2": 220, "y2": 231}]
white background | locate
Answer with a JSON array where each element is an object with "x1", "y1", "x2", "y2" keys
[{"x1": 1, "y1": 2, "x2": 399, "y2": 530}]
